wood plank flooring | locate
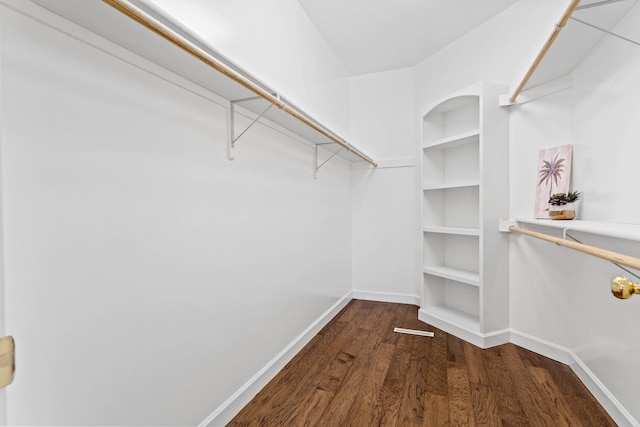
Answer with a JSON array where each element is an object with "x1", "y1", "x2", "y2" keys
[{"x1": 228, "y1": 300, "x2": 616, "y2": 426}]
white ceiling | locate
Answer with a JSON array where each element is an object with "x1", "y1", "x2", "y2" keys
[{"x1": 297, "y1": 0, "x2": 519, "y2": 75}]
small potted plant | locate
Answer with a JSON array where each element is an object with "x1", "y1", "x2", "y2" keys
[{"x1": 548, "y1": 191, "x2": 580, "y2": 220}]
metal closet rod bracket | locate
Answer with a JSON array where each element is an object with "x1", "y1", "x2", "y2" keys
[
  {"x1": 314, "y1": 143, "x2": 345, "y2": 179},
  {"x1": 227, "y1": 96, "x2": 276, "y2": 161}
]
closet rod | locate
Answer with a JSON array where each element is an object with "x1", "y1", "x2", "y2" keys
[
  {"x1": 510, "y1": 225, "x2": 640, "y2": 270},
  {"x1": 509, "y1": 0, "x2": 581, "y2": 102},
  {"x1": 103, "y1": 0, "x2": 377, "y2": 167}
]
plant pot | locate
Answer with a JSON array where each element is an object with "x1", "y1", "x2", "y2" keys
[{"x1": 549, "y1": 202, "x2": 576, "y2": 220}]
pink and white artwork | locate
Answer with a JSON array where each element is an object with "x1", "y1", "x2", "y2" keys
[{"x1": 535, "y1": 144, "x2": 573, "y2": 219}]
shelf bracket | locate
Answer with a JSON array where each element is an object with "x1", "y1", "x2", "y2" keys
[
  {"x1": 570, "y1": 17, "x2": 640, "y2": 48},
  {"x1": 314, "y1": 143, "x2": 344, "y2": 179},
  {"x1": 227, "y1": 96, "x2": 274, "y2": 161}
]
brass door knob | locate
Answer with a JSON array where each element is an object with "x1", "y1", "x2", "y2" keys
[{"x1": 611, "y1": 276, "x2": 640, "y2": 299}]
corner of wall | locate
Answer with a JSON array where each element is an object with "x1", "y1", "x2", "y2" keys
[{"x1": 199, "y1": 292, "x2": 353, "y2": 427}]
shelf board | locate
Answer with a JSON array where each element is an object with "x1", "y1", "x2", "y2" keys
[
  {"x1": 422, "y1": 182, "x2": 479, "y2": 191},
  {"x1": 423, "y1": 129, "x2": 480, "y2": 150},
  {"x1": 423, "y1": 226, "x2": 480, "y2": 236},
  {"x1": 423, "y1": 266, "x2": 480, "y2": 287},
  {"x1": 515, "y1": 218, "x2": 640, "y2": 242},
  {"x1": 419, "y1": 305, "x2": 480, "y2": 333}
]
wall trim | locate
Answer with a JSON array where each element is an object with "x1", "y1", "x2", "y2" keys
[
  {"x1": 200, "y1": 292, "x2": 353, "y2": 427},
  {"x1": 351, "y1": 289, "x2": 420, "y2": 306},
  {"x1": 510, "y1": 329, "x2": 639, "y2": 427},
  {"x1": 509, "y1": 329, "x2": 574, "y2": 365}
]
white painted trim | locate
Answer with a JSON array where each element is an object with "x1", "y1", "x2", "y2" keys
[
  {"x1": 199, "y1": 292, "x2": 353, "y2": 427},
  {"x1": 352, "y1": 289, "x2": 420, "y2": 306},
  {"x1": 482, "y1": 329, "x2": 511, "y2": 348},
  {"x1": 571, "y1": 356, "x2": 639, "y2": 427},
  {"x1": 510, "y1": 329, "x2": 639, "y2": 427},
  {"x1": 417, "y1": 308, "x2": 510, "y2": 349},
  {"x1": 509, "y1": 329, "x2": 574, "y2": 365}
]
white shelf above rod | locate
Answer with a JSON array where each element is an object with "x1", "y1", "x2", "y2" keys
[
  {"x1": 103, "y1": 0, "x2": 377, "y2": 168},
  {"x1": 503, "y1": 223, "x2": 640, "y2": 271}
]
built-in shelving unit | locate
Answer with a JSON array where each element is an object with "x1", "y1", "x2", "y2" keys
[{"x1": 419, "y1": 82, "x2": 510, "y2": 348}]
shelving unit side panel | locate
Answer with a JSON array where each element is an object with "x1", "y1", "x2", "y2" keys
[{"x1": 478, "y1": 82, "x2": 510, "y2": 333}]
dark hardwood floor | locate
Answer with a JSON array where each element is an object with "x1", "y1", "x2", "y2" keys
[{"x1": 228, "y1": 300, "x2": 616, "y2": 426}]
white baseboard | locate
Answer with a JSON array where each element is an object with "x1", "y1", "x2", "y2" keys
[
  {"x1": 199, "y1": 292, "x2": 353, "y2": 427},
  {"x1": 510, "y1": 329, "x2": 639, "y2": 427},
  {"x1": 351, "y1": 289, "x2": 420, "y2": 306},
  {"x1": 416, "y1": 308, "x2": 510, "y2": 349},
  {"x1": 509, "y1": 329, "x2": 574, "y2": 365}
]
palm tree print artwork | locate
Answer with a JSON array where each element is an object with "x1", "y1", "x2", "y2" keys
[
  {"x1": 539, "y1": 154, "x2": 565, "y2": 198},
  {"x1": 535, "y1": 145, "x2": 573, "y2": 218}
]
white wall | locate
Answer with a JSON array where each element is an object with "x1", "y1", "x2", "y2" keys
[
  {"x1": 0, "y1": 1, "x2": 353, "y2": 425},
  {"x1": 350, "y1": 68, "x2": 419, "y2": 303},
  {"x1": 416, "y1": 0, "x2": 568, "y2": 112},
  {"x1": 146, "y1": 0, "x2": 352, "y2": 140},
  {"x1": 413, "y1": 0, "x2": 640, "y2": 424}
]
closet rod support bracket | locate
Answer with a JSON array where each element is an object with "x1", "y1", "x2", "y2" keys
[
  {"x1": 314, "y1": 143, "x2": 344, "y2": 179},
  {"x1": 228, "y1": 99, "x2": 274, "y2": 160},
  {"x1": 499, "y1": 219, "x2": 518, "y2": 232},
  {"x1": 230, "y1": 101, "x2": 273, "y2": 148}
]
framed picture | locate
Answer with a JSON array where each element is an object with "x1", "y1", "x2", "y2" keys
[{"x1": 535, "y1": 144, "x2": 573, "y2": 218}]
